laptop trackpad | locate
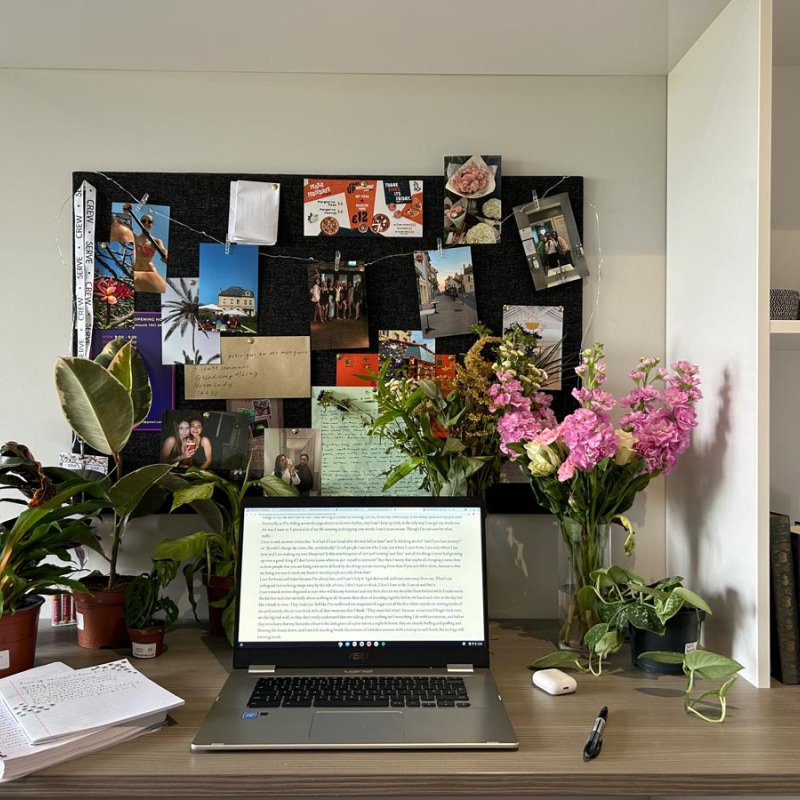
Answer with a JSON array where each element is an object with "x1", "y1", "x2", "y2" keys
[{"x1": 310, "y1": 711, "x2": 403, "y2": 743}]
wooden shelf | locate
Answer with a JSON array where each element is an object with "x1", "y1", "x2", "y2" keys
[{"x1": 771, "y1": 320, "x2": 800, "y2": 350}]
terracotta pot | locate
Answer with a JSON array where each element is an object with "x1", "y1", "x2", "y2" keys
[
  {"x1": 202, "y1": 573, "x2": 235, "y2": 637},
  {"x1": 127, "y1": 624, "x2": 166, "y2": 659},
  {"x1": 73, "y1": 586, "x2": 129, "y2": 649},
  {"x1": 0, "y1": 595, "x2": 45, "y2": 678}
]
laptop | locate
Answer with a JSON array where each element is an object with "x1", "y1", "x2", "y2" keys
[{"x1": 191, "y1": 495, "x2": 518, "y2": 750}]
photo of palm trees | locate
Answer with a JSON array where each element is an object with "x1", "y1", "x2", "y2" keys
[{"x1": 161, "y1": 277, "x2": 221, "y2": 365}]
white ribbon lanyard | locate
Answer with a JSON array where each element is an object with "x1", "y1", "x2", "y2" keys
[{"x1": 73, "y1": 181, "x2": 96, "y2": 357}]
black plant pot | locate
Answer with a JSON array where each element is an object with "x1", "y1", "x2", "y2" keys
[{"x1": 630, "y1": 607, "x2": 706, "y2": 674}]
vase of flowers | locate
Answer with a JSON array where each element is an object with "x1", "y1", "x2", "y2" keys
[{"x1": 490, "y1": 343, "x2": 702, "y2": 648}]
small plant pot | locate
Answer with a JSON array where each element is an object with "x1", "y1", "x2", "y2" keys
[
  {"x1": 202, "y1": 573, "x2": 235, "y2": 637},
  {"x1": 73, "y1": 585, "x2": 130, "y2": 649},
  {"x1": 127, "y1": 624, "x2": 166, "y2": 659},
  {"x1": 0, "y1": 595, "x2": 45, "y2": 678},
  {"x1": 630, "y1": 607, "x2": 706, "y2": 674}
]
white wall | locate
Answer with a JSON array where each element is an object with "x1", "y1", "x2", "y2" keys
[
  {"x1": 666, "y1": 0, "x2": 771, "y2": 686},
  {"x1": 0, "y1": 70, "x2": 667, "y2": 619}
]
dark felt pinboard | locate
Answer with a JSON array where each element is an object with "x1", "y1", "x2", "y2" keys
[{"x1": 72, "y1": 171, "x2": 584, "y2": 513}]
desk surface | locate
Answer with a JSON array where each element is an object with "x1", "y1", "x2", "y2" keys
[{"x1": 9, "y1": 621, "x2": 800, "y2": 797}]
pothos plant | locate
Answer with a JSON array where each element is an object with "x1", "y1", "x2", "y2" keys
[{"x1": 529, "y1": 565, "x2": 743, "y2": 723}]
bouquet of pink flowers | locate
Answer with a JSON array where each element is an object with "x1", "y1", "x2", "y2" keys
[{"x1": 489, "y1": 342, "x2": 702, "y2": 644}]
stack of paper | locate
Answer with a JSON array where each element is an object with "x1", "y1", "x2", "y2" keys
[
  {"x1": 0, "y1": 660, "x2": 183, "y2": 782},
  {"x1": 227, "y1": 180, "x2": 280, "y2": 245}
]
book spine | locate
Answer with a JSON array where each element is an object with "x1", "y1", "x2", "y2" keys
[{"x1": 770, "y1": 513, "x2": 800, "y2": 684}]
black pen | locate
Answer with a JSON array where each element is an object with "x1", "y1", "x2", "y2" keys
[{"x1": 582, "y1": 706, "x2": 607, "y2": 762}]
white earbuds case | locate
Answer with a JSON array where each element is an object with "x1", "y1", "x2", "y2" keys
[{"x1": 531, "y1": 668, "x2": 577, "y2": 695}]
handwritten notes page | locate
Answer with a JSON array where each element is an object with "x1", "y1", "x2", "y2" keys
[
  {"x1": 184, "y1": 336, "x2": 311, "y2": 400},
  {"x1": 0, "y1": 659, "x2": 183, "y2": 744},
  {"x1": 311, "y1": 386, "x2": 428, "y2": 497}
]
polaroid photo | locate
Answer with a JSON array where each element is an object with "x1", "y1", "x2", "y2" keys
[
  {"x1": 415, "y1": 247, "x2": 478, "y2": 339},
  {"x1": 198, "y1": 243, "x2": 259, "y2": 334},
  {"x1": 502, "y1": 305, "x2": 564, "y2": 390},
  {"x1": 263, "y1": 428, "x2": 322, "y2": 496},
  {"x1": 444, "y1": 154, "x2": 502, "y2": 246},
  {"x1": 161, "y1": 277, "x2": 221, "y2": 365},
  {"x1": 513, "y1": 192, "x2": 589, "y2": 292},
  {"x1": 111, "y1": 202, "x2": 169, "y2": 293},
  {"x1": 308, "y1": 261, "x2": 368, "y2": 351}
]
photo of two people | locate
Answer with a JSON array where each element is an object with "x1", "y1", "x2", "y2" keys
[
  {"x1": 160, "y1": 410, "x2": 250, "y2": 473},
  {"x1": 264, "y1": 428, "x2": 321, "y2": 496}
]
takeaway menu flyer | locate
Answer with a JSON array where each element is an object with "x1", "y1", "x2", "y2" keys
[{"x1": 303, "y1": 179, "x2": 424, "y2": 237}]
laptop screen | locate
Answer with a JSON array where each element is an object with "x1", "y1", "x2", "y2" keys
[{"x1": 233, "y1": 496, "x2": 489, "y2": 669}]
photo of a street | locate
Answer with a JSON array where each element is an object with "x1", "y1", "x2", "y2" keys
[{"x1": 415, "y1": 246, "x2": 478, "y2": 339}]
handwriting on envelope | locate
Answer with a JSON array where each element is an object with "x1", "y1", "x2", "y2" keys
[{"x1": 184, "y1": 336, "x2": 311, "y2": 400}]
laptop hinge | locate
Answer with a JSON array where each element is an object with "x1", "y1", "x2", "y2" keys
[
  {"x1": 447, "y1": 663, "x2": 474, "y2": 673},
  {"x1": 248, "y1": 665, "x2": 276, "y2": 674}
]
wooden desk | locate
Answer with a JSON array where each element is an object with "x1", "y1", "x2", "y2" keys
[{"x1": 9, "y1": 621, "x2": 800, "y2": 797}]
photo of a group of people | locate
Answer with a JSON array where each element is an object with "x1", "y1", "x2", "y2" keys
[
  {"x1": 415, "y1": 246, "x2": 478, "y2": 338},
  {"x1": 307, "y1": 261, "x2": 368, "y2": 351},
  {"x1": 264, "y1": 428, "x2": 321, "y2": 496},
  {"x1": 513, "y1": 192, "x2": 589, "y2": 291},
  {"x1": 160, "y1": 410, "x2": 251, "y2": 473}
]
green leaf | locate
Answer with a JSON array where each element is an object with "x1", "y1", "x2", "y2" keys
[
  {"x1": 576, "y1": 585, "x2": 597, "y2": 611},
  {"x1": 440, "y1": 437, "x2": 466, "y2": 456},
  {"x1": 171, "y1": 481, "x2": 215, "y2": 511},
  {"x1": 54, "y1": 357, "x2": 134, "y2": 455},
  {"x1": 383, "y1": 458, "x2": 424, "y2": 491},
  {"x1": 528, "y1": 651, "x2": 586, "y2": 671},
  {"x1": 683, "y1": 650, "x2": 743, "y2": 680},
  {"x1": 672, "y1": 587, "x2": 712, "y2": 615},
  {"x1": 107, "y1": 463, "x2": 173, "y2": 517},
  {"x1": 625, "y1": 603, "x2": 663, "y2": 634},
  {"x1": 93, "y1": 336, "x2": 129, "y2": 368},
  {"x1": 108, "y1": 342, "x2": 152, "y2": 427},
  {"x1": 158, "y1": 473, "x2": 224, "y2": 533},
  {"x1": 637, "y1": 650, "x2": 686, "y2": 665},
  {"x1": 153, "y1": 531, "x2": 224, "y2": 562},
  {"x1": 253, "y1": 475, "x2": 299, "y2": 497}
]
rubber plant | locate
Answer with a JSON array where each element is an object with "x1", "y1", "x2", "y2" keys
[{"x1": 54, "y1": 338, "x2": 172, "y2": 590}]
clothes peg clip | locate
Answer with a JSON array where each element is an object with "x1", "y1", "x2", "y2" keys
[
  {"x1": 137, "y1": 193, "x2": 149, "y2": 210},
  {"x1": 335, "y1": 250, "x2": 341, "y2": 269},
  {"x1": 531, "y1": 191, "x2": 540, "y2": 211},
  {"x1": 437, "y1": 238, "x2": 443, "y2": 256},
  {"x1": 225, "y1": 236, "x2": 231, "y2": 256}
]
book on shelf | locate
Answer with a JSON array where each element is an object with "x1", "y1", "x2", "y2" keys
[
  {"x1": 769, "y1": 512, "x2": 800, "y2": 684},
  {"x1": 0, "y1": 661, "x2": 179, "y2": 782}
]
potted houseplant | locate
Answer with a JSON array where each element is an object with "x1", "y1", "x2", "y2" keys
[
  {"x1": 124, "y1": 565, "x2": 179, "y2": 659},
  {"x1": 153, "y1": 465, "x2": 297, "y2": 644},
  {"x1": 0, "y1": 444, "x2": 104, "y2": 676},
  {"x1": 54, "y1": 338, "x2": 173, "y2": 648}
]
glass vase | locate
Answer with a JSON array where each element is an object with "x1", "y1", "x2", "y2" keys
[{"x1": 557, "y1": 521, "x2": 611, "y2": 651}]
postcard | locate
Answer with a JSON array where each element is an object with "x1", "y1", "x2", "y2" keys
[
  {"x1": 416, "y1": 247, "x2": 478, "y2": 339},
  {"x1": 91, "y1": 311, "x2": 175, "y2": 432},
  {"x1": 312, "y1": 387, "x2": 428, "y2": 497},
  {"x1": 336, "y1": 353, "x2": 380, "y2": 386},
  {"x1": 263, "y1": 428, "x2": 321, "y2": 496},
  {"x1": 184, "y1": 336, "x2": 311, "y2": 400},
  {"x1": 308, "y1": 262, "x2": 369, "y2": 351},
  {"x1": 160, "y1": 409, "x2": 250, "y2": 474},
  {"x1": 93, "y1": 241, "x2": 135, "y2": 329},
  {"x1": 161, "y1": 277, "x2": 221, "y2": 365},
  {"x1": 501, "y1": 305, "x2": 564, "y2": 390},
  {"x1": 444, "y1": 154, "x2": 502, "y2": 246},
  {"x1": 303, "y1": 179, "x2": 423, "y2": 238},
  {"x1": 198, "y1": 243, "x2": 259, "y2": 334},
  {"x1": 111, "y1": 202, "x2": 169, "y2": 293},
  {"x1": 378, "y1": 330, "x2": 435, "y2": 378},
  {"x1": 512, "y1": 192, "x2": 590, "y2": 291}
]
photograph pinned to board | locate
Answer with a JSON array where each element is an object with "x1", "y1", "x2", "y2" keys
[
  {"x1": 336, "y1": 353, "x2": 380, "y2": 386},
  {"x1": 224, "y1": 398, "x2": 285, "y2": 479},
  {"x1": 378, "y1": 330, "x2": 436, "y2": 379},
  {"x1": 303, "y1": 179, "x2": 423, "y2": 238},
  {"x1": 227, "y1": 180, "x2": 280, "y2": 246},
  {"x1": 444, "y1": 154, "x2": 502, "y2": 246},
  {"x1": 198, "y1": 243, "x2": 258, "y2": 334},
  {"x1": 513, "y1": 192, "x2": 589, "y2": 291},
  {"x1": 93, "y1": 241, "x2": 135, "y2": 329},
  {"x1": 161, "y1": 277, "x2": 221, "y2": 365},
  {"x1": 58, "y1": 452, "x2": 109, "y2": 475},
  {"x1": 308, "y1": 261, "x2": 368, "y2": 351},
  {"x1": 501, "y1": 305, "x2": 564, "y2": 390},
  {"x1": 416, "y1": 247, "x2": 478, "y2": 339},
  {"x1": 111, "y1": 201, "x2": 169, "y2": 293},
  {"x1": 264, "y1": 428, "x2": 321, "y2": 496},
  {"x1": 160, "y1": 409, "x2": 250, "y2": 475},
  {"x1": 91, "y1": 311, "x2": 175, "y2": 432}
]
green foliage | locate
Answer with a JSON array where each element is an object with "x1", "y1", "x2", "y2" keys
[
  {"x1": 124, "y1": 566, "x2": 179, "y2": 630},
  {"x1": 153, "y1": 467, "x2": 297, "y2": 644}
]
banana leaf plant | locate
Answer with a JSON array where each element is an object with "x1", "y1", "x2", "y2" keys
[
  {"x1": 153, "y1": 466, "x2": 297, "y2": 643},
  {"x1": 54, "y1": 339, "x2": 172, "y2": 590}
]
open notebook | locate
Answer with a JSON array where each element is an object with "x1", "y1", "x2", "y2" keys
[{"x1": 192, "y1": 495, "x2": 518, "y2": 750}]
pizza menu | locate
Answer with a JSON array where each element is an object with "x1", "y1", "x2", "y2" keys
[{"x1": 303, "y1": 179, "x2": 423, "y2": 237}]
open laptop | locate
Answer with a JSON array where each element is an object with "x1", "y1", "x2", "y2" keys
[{"x1": 191, "y1": 495, "x2": 518, "y2": 750}]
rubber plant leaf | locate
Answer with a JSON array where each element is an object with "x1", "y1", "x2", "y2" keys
[
  {"x1": 55, "y1": 357, "x2": 134, "y2": 455},
  {"x1": 107, "y1": 341, "x2": 152, "y2": 427}
]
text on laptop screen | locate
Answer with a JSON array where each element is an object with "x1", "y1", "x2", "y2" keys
[{"x1": 238, "y1": 505, "x2": 485, "y2": 646}]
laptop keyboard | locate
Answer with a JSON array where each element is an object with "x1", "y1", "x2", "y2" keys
[{"x1": 247, "y1": 676, "x2": 470, "y2": 708}]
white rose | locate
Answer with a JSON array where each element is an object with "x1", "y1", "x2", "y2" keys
[
  {"x1": 524, "y1": 440, "x2": 560, "y2": 477},
  {"x1": 615, "y1": 429, "x2": 637, "y2": 466}
]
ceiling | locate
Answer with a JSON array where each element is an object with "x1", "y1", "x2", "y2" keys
[{"x1": 1, "y1": 0, "x2": 793, "y2": 76}]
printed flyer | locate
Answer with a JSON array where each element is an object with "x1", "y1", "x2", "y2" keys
[{"x1": 303, "y1": 179, "x2": 423, "y2": 237}]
